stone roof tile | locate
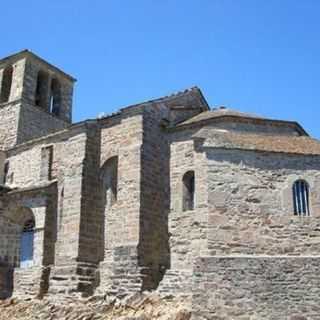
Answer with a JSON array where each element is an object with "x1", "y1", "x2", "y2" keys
[
  {"x1": 178, "y1": 107, "x2": 262, "y2": 126},
  {"x1": 202, "y1": 132, "x2": 320, "y2": 155},
  {"x1": 173, "y1": 107, "x2": 308, "y2": 136}
]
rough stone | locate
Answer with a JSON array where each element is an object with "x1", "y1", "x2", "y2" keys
[{"x1": 0, "y1": 50, "x2": 320, "y2": 319}]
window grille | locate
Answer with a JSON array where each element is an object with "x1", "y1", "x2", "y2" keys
[{"x1": 293, "y1": 180, "x2": 310, "y2": 216}]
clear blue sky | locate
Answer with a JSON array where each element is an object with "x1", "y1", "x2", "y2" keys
[{"x1": 2, "y1": 0, "x2": 320, "y2": 137}]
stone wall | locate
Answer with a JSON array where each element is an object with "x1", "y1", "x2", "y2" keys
[
  {"x1": 198, "y1": 119, "x2": 302, "y2": 136},
  {"x1": 168, "y1": 135, "x2": 209, "y2": 269},
  {"x1": 139, "y1": 104, "x2": 170, "y2": 290},
  {"x1": 208, "y1": 210, "x2": 320, "y2": 256},
  {"x1": 206, "y1": 149, "x2": 320, "y2": 255},
  {"x1": 158, "y1": 131, "x2": 209, "y2": 295},
  {"x1": 17, "y1": 102, "x2": 69, "y2": 145},
  {"x1": 0, "y1": 101, "x2": 20, "y2": 149},
  {"x1": 98, "y1": 109, "x2": 144, "y2": 294},
  {"x1": 206, "y1": 149, "x2": 320, "y2": 216},
  {"x1": 0, "y1": 264, "x2": 13, "y2": 299},
  {"x1": 13, "y1": 266, "x2": 50, "y2": 298},
  {"x1": 0, "y1": 216, "x2": 20, "y2": 266},
  {"x1": 162, "y1": 87, "x2": 208, "y2": 125},
  {"x1": 0, "y1": 98, "x2": 69, "y2": 151},
  {"x1": 100, "y1": 111, "x2": 143, "y2": 247},
  {"x1": 192, "y1": 257, "x2": 320, "y2": 319},
  {"x1": 97, "y1": 97, "x2": 206, "y2": 294},
  {"x1": 161, "y1": 125, "x2": 320, "y2": 298},
  {"x1": 0, "y1": 182, "x2": 57, "y2": 298},
  {"x1": 4, "y1": 124, "x2": 96, "y2": 295},
  {"x1": 78, "y1": 122, "x2": 102, "y2": 265}
]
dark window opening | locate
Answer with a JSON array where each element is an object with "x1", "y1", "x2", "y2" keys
[
  {"x1": 0, "y1": 65, "x2": 13, "y2": 103},
  {"x1": 3, "y1": 161, "x2": 9, "y2": 184},
  {"x1": 183, "y1": 171, "x2": 195, "y2": 211},
  {"x1": 35, "y1": 71, "x2": 49, "y2": 109},
  {"x1": 49, "y1": 78, "x2": 61, "y2": 116},
  {"x1": 59, "y1": 187, "x2": 64, "y2": 230},
  {"x1": 20, "y1": 218, "x2": 35, "y2": 268},
  {"x1": 102, "y1": 156, "x2": 118, "y2": 208},
  {"x1": 293, "y1": 180, "x2": 310, "y2": 216}
]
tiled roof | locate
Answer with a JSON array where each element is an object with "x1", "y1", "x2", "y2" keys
[
  {"x1": 201, "y1": 131, "x2": 320, "y2": 156},
  {"x1": 173, "y1": 107, "x2": 308, "y2": 136},
  {"x1": 177, "y1": 108, "x2": 262, "y2": 126}
]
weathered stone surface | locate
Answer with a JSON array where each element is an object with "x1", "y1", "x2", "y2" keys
[
  {"x1": 192, "y1": 257, "x2": 320, "y2": 319},
  {"x1": 1, "y1": 50, "x2": 320, "y2": 318}
]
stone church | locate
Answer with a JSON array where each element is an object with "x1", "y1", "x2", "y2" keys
[{"x1": 0, "y1": 50, "x2": 320, "y2": 318}]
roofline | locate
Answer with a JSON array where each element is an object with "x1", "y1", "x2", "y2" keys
[
  {"x1": 200, "y1": 144, "x2": 320, "y2": 157},
  {"x1": 168, "y1": 115, "x2": 309, "y2": 136},
  {"x1": 0, "y1": 49, "x2": 76, "y2": 82},
  {"x1": 111, "y1": 86, "x2": 210, "y2": 114},
  {"x1": 195, "y1": 87, "x2": 210, "y2": 111},
  {"x1": 193, "y1": 136, "x2": 320, "y2": 157},
  {"x1": 7, "y1": 119, "x2": 97, "y2": 154}
]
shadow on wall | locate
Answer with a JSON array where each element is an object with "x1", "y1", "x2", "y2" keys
[
  {"x1": 0, "y1": 264, "x2": 13, "y2": 299},
  {"x1": 139, "y1": 113, "x2": 171, "y2": 291}
]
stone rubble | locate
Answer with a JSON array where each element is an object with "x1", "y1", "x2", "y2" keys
[{"x1": 0, "y1": 294, "x2": 191, "y2": 320}]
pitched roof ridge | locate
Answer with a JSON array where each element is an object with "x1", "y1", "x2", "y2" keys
[
  {"x1": 97, "y1": 86, "x2": 209, "y2": 120},
  {"x1": 125, "y1": 86, "x2": 205, "y2": 106}
]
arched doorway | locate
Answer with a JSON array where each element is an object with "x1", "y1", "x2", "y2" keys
[{"x1": 2, "y1": 206, "x2": 36, "y2": 268}]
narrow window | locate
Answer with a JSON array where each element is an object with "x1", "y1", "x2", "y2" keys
[
  {"x1": 49, "y1": 78, "x2": 61, "y2": 116},
  {"x1": 0, "y1": 65, "x2": 13, "y2": 103},
  {"x1": 35, "y1": 70, "x2": 49, "y2": 109},
  {"x1": 20, "y1": 218, "x2": 35, "y2": 268},
  {"x1": 293, "y1": 180, "x2": 310, "y2": 216},
  {"x1": 3, "y1": 161, "x2": 9, "y2": 184},
  {"x1": 102, "y1": 156, "x2": 118, "y2": 208},
  {"x1": 40, "y1": 146, "x2": 53, "y2": 181},
  {"x1": 183, "y1": 171, "x2": 195, "y2": 211},
  {"x1": 58, "y1": 187, "x2": 64, "y2": 230}
]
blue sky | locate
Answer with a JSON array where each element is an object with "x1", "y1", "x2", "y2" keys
[{"x1": 2, "y1": 0, "x2": 320, "y2": 137}]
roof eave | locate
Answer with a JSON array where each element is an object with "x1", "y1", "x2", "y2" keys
[
  {"x1": 201, "y1": 145, "x2": 320, "y2": 157},
  {"x1": 167, "y1": 115, "x2": 309, "y2": 136}
]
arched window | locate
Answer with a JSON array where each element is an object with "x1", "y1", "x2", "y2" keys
[
  {"x1": 35, "y1": 70, "x2": 49, "y2": 109},
  {"x1": 20, "y1": 218, "x2": 35, "y2": 268},
  {"x1": 183, "y1": 171, "x2": 195, "y2": 211},
  {"x1": 293, "y1": 180, "x2": 310, "y2": 216},
  {"x1": 102, "y1": 156, "x2": 118, "y2": 208},
  {"x1": 49, "y1": 78, "x2": 61, "y2": 116},
  {"x1": 0, "y1": 65, "x2": 13, "y2": 103}
]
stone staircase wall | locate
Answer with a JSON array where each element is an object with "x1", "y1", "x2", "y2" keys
[
  {"x1": 49, "y1": 262, "x2": 98, "y2": 297},
  {"x1": 13, "y1": 266, "x2": 49, "y2": 298}
]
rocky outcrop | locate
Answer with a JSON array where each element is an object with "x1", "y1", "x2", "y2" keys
[{"x1": 0, "y1": 293, "x2": 191, "y2": 320}]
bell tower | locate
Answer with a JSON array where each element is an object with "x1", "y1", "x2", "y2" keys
[{"x1": 0, "y1": 50, "x2": 76, "y2": 149}]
